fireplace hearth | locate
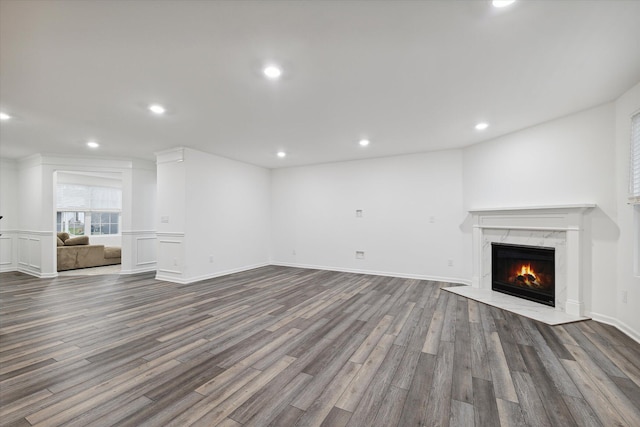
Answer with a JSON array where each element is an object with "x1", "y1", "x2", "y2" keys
[{"x1": 492, "y1": 242, "x2": 555, "y2": 307}]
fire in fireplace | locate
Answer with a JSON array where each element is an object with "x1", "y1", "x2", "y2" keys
[{"x1": 491, "y1": 243, "x2": 555, "y2": 307}]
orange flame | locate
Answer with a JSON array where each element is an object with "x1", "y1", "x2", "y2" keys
[{"x1": 518, "y1": 263, "x2": 536, "y2": 277}]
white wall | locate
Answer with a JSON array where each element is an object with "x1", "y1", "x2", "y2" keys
[
  {"x1": 0, "y1": 159, "x2": 19, "y2": 271},
  {"x1": 614, "y1": 82, "x2": 640, "y2": 339},
  {"x1": 271, "y1": 150, "x2": 468, "y2": 283},
  {"x1": 156, "y1": 147, "x2": 270, "y2": 283},
  {"x1": 463, "y1": 103, "x2": 618, "y2": 323}
]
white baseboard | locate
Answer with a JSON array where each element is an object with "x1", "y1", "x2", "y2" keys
[
  {"x1": 120, "y1": 265, "x2": 157, "y2": 275},
  {"x1": 155, "y1": 262, "x2": 270, "y2": 285},
  {"x1": 17, "y1": 266, "x2": 57, "y2": 279},
  {"x1": 589, "y1": 311, "x2": 640, "y2": 344},
  {"x1": 270, "y1": 261, "x2": 471, "y2": 286}
]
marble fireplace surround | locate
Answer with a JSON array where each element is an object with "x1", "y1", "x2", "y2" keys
[{"x1": 446, "y1": 204, "x2": 595, "y2": 325}]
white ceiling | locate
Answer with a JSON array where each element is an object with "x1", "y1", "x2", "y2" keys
[{"x1": 1, "y1": 0, "x2": 639, "y2": 169}]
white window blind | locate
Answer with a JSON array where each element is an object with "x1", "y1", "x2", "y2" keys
[
  {"x1": 630, "y1": 112, "x2": 640, "y2": 204},
  {"x1": 56, "y1": 184, "x2": 122, "y2": 211}
]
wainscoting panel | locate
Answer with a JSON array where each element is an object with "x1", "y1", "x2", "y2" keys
[
  {"x1": 16, "y1": 231, "x2": 55, "y2": 277},
  {"x1": 156, "y1": 232, "x2": 184, "y2": 282},
  {"x1": 0, "y1": 233, "x2": 16, "y2": 272},
  {"x1": 120, "y1": 230, "x2": 157, "y2": 274}
]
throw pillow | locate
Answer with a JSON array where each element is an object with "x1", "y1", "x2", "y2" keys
[
  {"x1": 56, "y1": 237, "x2": 65, "y2": 246},
  {"x1": 57, "y1": 232, "x2": 70, "y2": 242},
  {"x1": 64, "y1": 236, "x2": 90, "y2": 246}
]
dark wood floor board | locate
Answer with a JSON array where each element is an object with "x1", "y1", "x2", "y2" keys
[
  {"x1": 585, "y1": 320, "x2": 640, "y2": 354},
  {"x1": 452, "y1": 296, "x2": 473, "y2": 404},
  {"x1": 191, "y1": 356, "x2": 297, "y2": 427},
  {"x1": 561, "y1": 358, "x2": 627, "y2": 426},
  {"x1": 563, "y1": 322, "x2": 628, "y2": 378},
  {"x1": 469, "y1": 321, "x2": 492, "y2": 381},
  {"x1": 565, "y1": 343, "x2": 640, "y2": 425},
  {"x1": 239, "y1": 372, "x2": 313, "y2": 427},
  {"x1": 335, "y1": 333, "x2": 395, "y2": 412},
  {"x1": 496, "y1": 398, "x2": 527, "y2": 427},
  {"x1": 421, "y1": 288, "x2": 449, "y2": 354},
  {"x1": 345, "y1": 343, "x2": 404, "y2": 427},
  {"x1": 518, "y1": 344, "x2": 578, "y2": 426},
  {"x1": 472, "y1": 377, "x2": 501, "y2": 427},
  {"x1": 511, "y1": 370, "x2": 553, "y2": 427},
  {"x1": 370, "y1": 384, "x2": 407, "y2": 427},
  {"x1": 293, "y1": 360, "x2": 361, "y2": 427},
  {"x1": 2, "y1": 267, "x2": 639, "y2": 426},
  {"x1": 293, "y1": 333, "x2": 364, "y2": 410},
  {"x1": 392, "y1": 302, "x2": 420, "y2": 347},
  {"x1": 439, "y1": 291, "x2": 458, "y2": 343},
  {"x1": 486, "y1": 330, "x2": 519, "y2": 403},
  {"x1": 611, "y1": 376, "x2": 640, "y2": 410},
  {"x1": 397, "y1": 351, "x2": 437, "y2": 426},
  {"x1": 580, "y1": 326, "x2": 640, "y2": 386},
  {"x1": 269, "y1": 404, "x2": 304, "y2": 427},
  {"x1": 424, "y1": 340, "x2": 455, "y2": 427},
  {"x1": 519, "y1": 316, "x2": 582, "y2": 398},
  {"x1": 562, "y1": 395, "x2": 605, "y2": 427},
  {"x1": 451, "y1": 399, "x2": 475, "y2": 427}
]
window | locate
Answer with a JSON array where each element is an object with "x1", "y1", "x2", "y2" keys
[
  {"x1": 56, "y1": 183, "x2": 121, "y2": 236},
  {"x1": 57, "y1": 212, "x2": 85, "y2": 235},
  {"x1": 630, "y1": 112, "x2": 640, "y2": 204},
  {"x1": 91, "y1": 212, "x2": 119, "y2": 235}
]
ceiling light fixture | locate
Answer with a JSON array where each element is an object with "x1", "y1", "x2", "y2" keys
[
  {"x1": 148, "y1": 104, "x2": 166, "y2": 115},
  {"x1": 492, "y1": 0, "x2": 515, "y2": 8},
  {"x1": 277, "y1": 151, "x2": 286, "y2": 158},
  {"x1": 263, "y1": 65, "x2": 282, "y2": 80},
  {"x1": 359, "y1": 139, "x2": 370, "y2": 147},
  {"x1": 0, "y1": 112, "x2": 11, "y2": 121},
  {"x1": 475, "y1": 122, "x2": 489, "y2": 130},
  {"x1": 86, "y1": 141, "x2": 100, "y2": 149}
]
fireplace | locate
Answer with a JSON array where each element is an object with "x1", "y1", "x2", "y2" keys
[{"x1": 491, "y1": 243, "x2": 555, "y2": 307}]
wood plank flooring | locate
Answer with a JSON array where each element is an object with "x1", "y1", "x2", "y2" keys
[{"x1": 1, "y1": 266, "x2": 639, "y2": 426}]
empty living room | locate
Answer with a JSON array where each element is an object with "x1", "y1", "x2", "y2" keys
[{"x1": 1, "y1": 0, "x2": 640, "y2": 426}]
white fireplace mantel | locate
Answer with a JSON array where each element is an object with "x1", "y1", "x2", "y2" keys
[{"x1": 469, "y1": 204, "x2": 596, "y2": 319}]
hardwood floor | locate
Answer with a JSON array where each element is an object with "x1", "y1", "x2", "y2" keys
[{"x1": 1, "y1": 266, "x2": 639, "y2": 426}]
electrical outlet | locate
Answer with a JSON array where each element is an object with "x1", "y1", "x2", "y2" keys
[
  {"x1": 447, "y1": 259, "x2": 453, "y2": 267},
  {"x1": 356, "y1": 209, "x2": 363, "y2": 218},
  {"x1": 161, "y1": 216, "x2": 169, "y2": 223},
  {"x1": 356, "y1": 251, "x2": 365, "y2": 259},
  {"x1": 429, "y1": 216, "x2": 435, "y2": 223},
  {"x1": 209, "y1": 255, "x2": 214, "y2": 263},
  {"x1": 292, "y1": 249, "x2": 296, "y2": 256}
]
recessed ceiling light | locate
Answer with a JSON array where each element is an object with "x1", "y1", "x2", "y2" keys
[
  {"x1": 0, "y1": 112, "x2": 11, "y2": 121},
  {"x1": 492, "y1": 0, "x2": 515, "y2": 7},
  {"x1": 87, "y1": 141, "x2": 100, "y2": 149},
  {"x1": 277, "y1": 151, "x2": 286, "y2": 158},
  {"x1": 359, "y1": 139, "x2": 370, "y2": 147},
  {"x1": 148, "y1": 104, "x2": 166, "y2": 115},
  {"x1": 475, "y1": 122, "x2": 489, "y2": 130},
  {"x1": 263, "y1": 65, "x2": 282, "y2": 80}
]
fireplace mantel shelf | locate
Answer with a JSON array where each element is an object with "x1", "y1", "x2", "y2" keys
[{"x1": 468, "y1": 204, "x2": 596, "y2": 214}]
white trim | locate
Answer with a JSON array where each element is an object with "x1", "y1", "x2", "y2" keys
[
  {"x1": 271, "y1": 261, "x2": 471, "y2": 285},
  {"x1": 156, "y1": 232, "x2": 185, "y2": 238},
  {"x1": 119, "y1": 265, "x2": 156, "y2": 275},
  {"x1": 155, "y1": 262, "x2": 270, "y2": 285},
  {"x1": 17, "y1": 230, "x2": 54, "y2": 236},
  {"x1": 473, "y1": 225, "x2": 580, "y2": 232},
  {"x1": 469, "y1": 204, "x2": 596, "y2": 213},
  {"x1": 121, "y1": 230, "x2": 156, "y2": 235},
  {"x1": 589, "y1": 311, "x2": 640, "y2": 344}
]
